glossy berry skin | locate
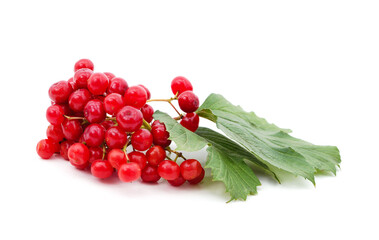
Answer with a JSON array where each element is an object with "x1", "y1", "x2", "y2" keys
[
  {"x1": 157, "y1": 160, "x2": 180, "y2": 180},
  {"x1": 91, "y1": 160, "x2": 114, "y2": 179},
  {"x1": 71, "y1": 161, "x2": 90, "y2": 170},
  {"x1": 62, "y1": 119, "x2": 83, "y2": 141},
  {"x1": 68, "y1": 77, "x2": 77, "y2": 90},
  {"x1": 151, "y1": 121, "x2": 171, "y2": 148},
  {"x1": 116, "y1": 106, "x2": 143, "y2": 132},
  {"x1": 146, "y1": 146, "x2": 166, "y2": 166},
  {"x1": 74, "y1": 59, "x2": 94, "y2": 72},
  {"x1": 180, "y1": 159, "x2": 203, "y2": 180},
  {"x1": 188, "y1": 168, "x2": 205, "y2": 184},
  {"x1": 68, "y1": 143, "x2": 90, "y2": 166},
  {"x1": 84, "y1": 99, "x2": 106, "y2": 123},
  {"x1": 53, "y1": 103, "x2": 73, "y2": 116},
  {"x1": 101, "y1": 120, "x2": 115, "y2": 130},
  {"x1": 49, "y1": 81, "x2": 72, "y2": 103},
  {"x1": 168, "y1": 174, "x2": 186, "y2": 187},
  {"x1": 36, "y1": 139, "x2": 55, "y2": 159},
  {"x1": 141, "y1": 165, "x2": 161, "y2": 183},
  {"x1": 107, "y1": 77, "x2": 128, "y2": 95},
  {"x1": 128, "y1": 151, "x2": 147, "y2": 170},
  {"x1": 46, "y1": 105, "x2": 65, "y2": 125},
  {"x1": 87, "y1": 72, "x2": 109, "y2": 95},
  {"x1": 131, "y1": 129, "x2": 153, "y2": 151},
  {"x1": 73, "y1": 68, "x2": 93, "y2": 89},
  {"x1": 141, "y1": 104, "x2": 154, "y2": 123},
  {"x1": 69, "y1": 89, "x2": 91, "y2": 112},
  {"x1": 89, "y1": 146, "x2": 103, "y2": 164},
  {"x1": 105, "y1": 127, "x2": 128, "y2": 149},
  {"x1": 180, "y1": 113, "x2": 200, "y2": 132},
  {"x1": 107, "y1": 149, "x2": 127, "y2": 170},
  {"x1": 171, "y1": 76, "x2": 193, "y2": 95},
  {"x1": 104, "y1": 93, "x2": 124, "y2": 115},
  {"x1": 103, "y1": 72, "x2": 115, "y2": 82},
  {"x1": 118, "y1": 162, "x2": 141, "y2": 182},
  {"x1": 82, "y1": 123, "x2": 106, "y2": 147},
  {"x1": 178, "y1": 91, "x2": 199, "y2": 113},
  {"x1": 123, "y1": 86, "x2": 147, "y2": 109},
  {"x1": 138, "y1": 85, "x2": 151, "y2": 99},
  {"x1": 60, "y1": 140, "x2": 75, "y2": 160},
  {"x1": 46, "y1": 124, "x2": 64, "y2": 142}
]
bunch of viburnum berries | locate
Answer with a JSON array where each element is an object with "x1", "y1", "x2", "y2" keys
[{"x1": 36, "y1": 59, "x2": 204, "y2": 186}]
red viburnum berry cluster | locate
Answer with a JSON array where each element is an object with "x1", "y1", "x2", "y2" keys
[{"x1": 36, "y1": 59, "x2": 205, "y2": 187}]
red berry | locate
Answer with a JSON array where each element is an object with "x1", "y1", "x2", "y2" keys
[
  {"x1": 157, "y1": 160, "x2": 180, "y2": 180},
  {"x1": 71, "y1": 161, "x2": 90, "y2": 170},
  {"x1": 107, "y1": 77, "x2": 128, "y2": 95},
  {"x1": 151, "y1": 121, "x2": 171, "y2": 148},
  {"x1": 104, "y1": 93, "x2": 124, "y2": 115},
  {"x1": 68, "y1": 77, "x2": 77, "y2": 90},
  {"x1": 116, "y1": 106, "x2": 143, "y2": 132},
  {"x1": 36, "y1": 139, "x2": 55, "y2": 159},
  {"x1": 46, "y1": 105, "x2": 65, "y2": 125},
  {"x1": 171, "y1": 76, "x2": 193, "y2": 95},
  {"x1": 60, "y1": 140, "x2": 75, "y2": 160},
  {"x1": 68, "y1": 143, "x2": 90, "y2": 166},
  {"x1": 118, "y1": 162, "x2": 141, "y2": 182},
  {"x1": 138, "y1": 85, "x2": 151, "y2": 99},
  {"x1": 141, "y1": 164, "x2": 161, "y2": 183},
  {"x1": 69, "y1": 89, "x2": 91, "y2": 112},
  {"x1": 91, "y1": 160, "x2": 113, "y2": 179},
  {"x1": 180, "y1": 113, "x2": 200, "y2": 132},
  {"x1": 89, "y1": 146, "x2": 103, "y2": 164},
  {"x1": 104, "y1": 72, "x2": 115, "y2": 82},
  {"x1": 62, "y1": 119, "x2": 83, "y2": 141},
  {"x1": 124, "y1": 86, "x2": 147, "y2": 109},
  {"x1": 178, "y1": 91, "x2": 199, "y2": 113},
  {"x1": 108, "y1": 149, "x2": 127, "y2": 170},
  {"x1": 46, "y1": 124, "x2": 64, "y2": 142},
  {"x1": 180, "y1": 159, "x2": 203, "y2": 180},
  {"x1": 49, "y1": 81, "x2": 73, "y2": 104},
  {"x1": 188, "y1": 168, "x2": 205, "y2": 184},
  {"x1": 101, "y1": 120, "x2": 115, "y2": 130},
  {"x1": 88, "y1": 72, "x2": 109, "y2": 95},
  {"x1": 105, "y1": 127, "x2": 128, "y2": 149},
  {"x1": 82, "y1": 123, "x2": 106, "y2": 147},
  {"x1": 128, "y1": 151, "x2": 147, "y2": 170},
  {"x1": 84, "y1": 99, "x2": 106, "y2": 123},
  {"x1": 73, "y1": 68, "x2": 93, "y2": 89},
  {"x1": 168, "y1": 174, "x2": 186, "y2": 187},
  {"x1": 141, "y1": 104, "x2": 154, "y2": 123},
  {"x1": 146, "y1": 146, "x2": 166, "y2": 166},
  {"x1": 53, "y1": 103, "x2": 73, "y2": 116},
  {"x1": 74, "y1": 59, "x2": 94, "y2": 72},
  {"x1": 131, "y1": 129, "x2": 153, "y2": 151}
]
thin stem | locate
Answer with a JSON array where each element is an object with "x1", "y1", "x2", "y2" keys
[
  {"x1": 142, "y1": 119, "x2": 152, "y2": 131},
  {"x1": 168, "y1": 101, "x2": 181, "y2": 117},
  {"x1": 102, "y1": 145, "x2": 106, "y2": 160},
  {"x1": 123, "y1": 140, "x2": 130, "y2": 162},
  {"x1": 166, "y1": 147, "x2": 187, "y2": 161},
  {"x1": 64, "y1": 115, "x2": 85, "y2": 120},
  {"x1": 147, "y1": 95, "x2": 182, "y2": 119}
]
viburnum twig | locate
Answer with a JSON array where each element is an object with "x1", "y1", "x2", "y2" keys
[{"x1": 166, "y1": 147, "x2": 187, "y2": 161}]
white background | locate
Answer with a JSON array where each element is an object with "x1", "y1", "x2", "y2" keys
[{"x1": 0, "y1": 1, "x2": 378, "y2": 239}]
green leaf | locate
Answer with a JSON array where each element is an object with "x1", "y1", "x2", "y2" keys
[
  {"x1": 197, "y1": 93, "x2": 341, "y2": 183},
  {"x1": 196, "y1": 127, "x2": 280, "y2": 183},
  {"x1": 153, "y1": 110, "x2": 208, "y2": 152},
  {"x1": 154, "y1": 111, "x2": 261, "y2": 201}
]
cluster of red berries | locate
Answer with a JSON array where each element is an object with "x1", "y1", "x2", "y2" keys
[{"x1": 36, "y1": 59, "x2": 204, "y2": 187}]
